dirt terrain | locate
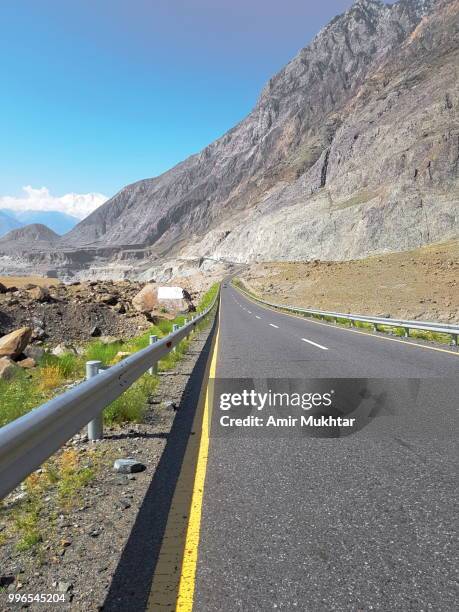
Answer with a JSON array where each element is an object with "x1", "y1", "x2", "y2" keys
[
  {"x1": 240, "y1": 240, "x2": 459, "y2": 323},
  {"x1": 0, "y1": 278, "x2": 208, "y2": 345}
]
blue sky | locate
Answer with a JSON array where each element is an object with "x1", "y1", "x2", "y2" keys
[{"x1": 1, "y1": 0, "x2": 356, "y2": 215}]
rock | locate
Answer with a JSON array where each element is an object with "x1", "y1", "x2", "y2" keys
[
  {"x1": 32, "y1": 327, "x2": 47, "y2": 341},
  {"x1": 24, "y1": 345, "x2": 45, "y2": 361},
  {"x1": 90, "y1": 325, "x2": 102, "y2": 337},
  {"x1": 17, "y1": 357, "x2": 36, "y2": 369},
  {"x1": 52, "y1": 343, "x2": 77, "y2": 357},
  {"x1": 112, "y1": 351, "x2": 131, "y2": 363},
  {"x1": 0, "y1": 356, "x2": 19, "y2": 380},
  {"x1": 113, "y1": 458, "x2": 146, "y2": 474},
  {"x1": 24, "y1": 283, "x2": 37, "y2": 290},
  {"x1": 57, "y1": 582, "x2": 73, "y2": 593},
  {"x1": 0, "y1": 327, "x2": 32, "y2": 358},
  {"x1": 132, "y1": 284, "x2": 158, "y2": 313},
  {"x1": 99, "y1": 294, "x2": 118, "y2": 306},
  {"x1": 99, "y1": 336, "x2": 121, "y2": 345},
  {"x1": 0, "y1": 282, "x2": 7, "y2": 294},
  {"x1": 118, "y1": 499, "x2": 131, "y2": 510},
  {"x1": 28, "y1": 286, "x2": 50, "y2": 302}
]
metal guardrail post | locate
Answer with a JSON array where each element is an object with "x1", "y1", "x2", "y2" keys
[
  {"x1": 452, "y1": 334, "x2": 458, "y2": 347},
  {"x1": 86, "y1": 360, "x2": 103, "y2": 440},
  {"x1": 149, "y1": 335, "x2": 158, "y2": 374},
  {"x1": 172, "y1": 323, "x2": 180, "y2": 352},
  {"x1": 404, "y1": 327, "x2": 410, "y2": 338}
]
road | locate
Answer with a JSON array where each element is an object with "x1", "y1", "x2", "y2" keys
[{"x1": 190, "y1": 284, "x2": 458, "y2": 611}]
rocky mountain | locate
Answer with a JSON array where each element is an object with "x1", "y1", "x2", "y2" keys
[
  {"x1": 0, "y1": 224, "x2": 59, "y2": 245},
  {"x1": 0, "y1": 211, "x2": 22, "y2": 237},
  {"x1": 0, "y1": 210, "x2": 79, "y2": 235},
  {"x1": 1, "y1": 0, "x2": 457, "y2": 279}
]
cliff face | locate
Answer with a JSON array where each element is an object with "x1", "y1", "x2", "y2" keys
[{"x1": 1, "y1": 0, "x2": 458, "y2": 278}]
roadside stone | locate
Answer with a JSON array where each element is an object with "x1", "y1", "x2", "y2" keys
[
  {"x1": 28, "y1": 286, "x2": 50, "y2": 302},
  {"x1": 0, "y1": 357, "x2": 19, "y2": 380},
  {"x1": 90, "y1": 326, "x2": 102, "y2": 337},
  {"x1": 132, "y1": 283, "x2": 158, "y2": 313},
  {"x1": 17, "y1": 357, "x2": 36, "y2": 369},
  {"x1": 57, "y1": 581, "x2": 73, "y2": 593},
  {"x1": 24, "y1": 345, "x2": 45, "y2": 360},
  {"x1": 52, "y1": 343, "x2": 77, "y2": 357},
  {"x1": 0, "y1": 327, "x2": 32, "y2": 358},
  {"x1": 99, "y1": 336, "x2": 121, "y2": 345},
  {"x1": 113, "y1": 458, "x2": 146, "y2": 474}
]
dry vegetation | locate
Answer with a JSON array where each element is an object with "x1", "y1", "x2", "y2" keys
[{"x1": 241, "y1": 240, "x2": 458, "y2": 323}]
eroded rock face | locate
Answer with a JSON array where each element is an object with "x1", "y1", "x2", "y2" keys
[
  {"x1": 0, "y1": 0, "x2": 456, "y2": 276},
  {"x1": 0, "y1": 327, "x2": 32, "y2": 358}
]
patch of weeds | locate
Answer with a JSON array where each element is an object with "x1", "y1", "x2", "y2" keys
[
  {"x1": 197, "y1": 282, "x2": 219, "y2": 312},
  {"x1": 0, "y1": 370, "x2": 43, "y2": 426},
  {"x1": 104, "y1": 374, "x2": 159, "y2": 425},
  {"x1": 84, "y1": 340, "x2": 125, "y2": 365},
  {"x1": 55, "y1": 449, "x2": 95, "y2": 512}
]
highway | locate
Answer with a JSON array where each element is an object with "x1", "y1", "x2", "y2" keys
[{"x1": 189, "y1": 284, "x2": 458, "y2": 611}]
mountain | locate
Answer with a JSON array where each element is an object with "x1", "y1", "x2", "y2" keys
[
  {"x1": 0, "y1": 223, "x2": 60, "y2": 245},
  {"x1": 0, "y1": 210, "x2": 79, "y2": 235},
  {"x1": 0, "y1": 211, "x2": 23, "y2": 237},
  {"x1": 0, "y1": 0, "x2": 457, "y2": 279}
]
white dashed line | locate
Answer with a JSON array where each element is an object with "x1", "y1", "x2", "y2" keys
[
  {"x1": 247, "y1": 311, "x2": 252, "y2": 314},
  {"x1": 269, "y1": 324, "x2": 279, "y2": 329},
  {"x1": 255, "y1": 316, "x2": 261, "y2": 320},
  {"x1": 302, "y1": 338, "x2": 328, "y2": 350}
]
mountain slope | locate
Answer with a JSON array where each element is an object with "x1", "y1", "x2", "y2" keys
[
  {"x1": 1, "y1": 0, "x2": 457, "y2": 279},
  {"x1": 0, "y1": 224, "x2": 60, "y2": 245},
  {"x1": 0, "y1": 211, "x2": 23, "y2": 237},
  {"x1": 0, "y1": 210, "x2": 79, "y2": 235}
]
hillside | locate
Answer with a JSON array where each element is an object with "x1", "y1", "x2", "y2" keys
[
  {"x1": 0, "y1": 211, "x2": 22, "y2": 237},
  {"x1": 239, "y1": 239, "x2": 459, "y2": 323},
  {"x1": 0, "y1": 223, "x2": 59, "y2": 244},
  {"x1": 0, "y1": 0, "x2": 457, "y2": 279}
]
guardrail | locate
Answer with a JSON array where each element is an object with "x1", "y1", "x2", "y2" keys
[
  {"x1": 0, "y1": 294, "x2": 219, "y2": 500},
  {"x1": 233, "y1": 283, "x2": 459, "y2": 346}
]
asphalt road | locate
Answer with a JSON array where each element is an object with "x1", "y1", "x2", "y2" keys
[{"x1": 192, "y1": 284, "x2": 458, "y2": 611}]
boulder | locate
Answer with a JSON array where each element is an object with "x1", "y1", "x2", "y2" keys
[
  {"x1": 0, "y1": 327, "x2": 32, "y2": 358},
  {"x1": 98, "y1": 294, "x2": 118, "y2": 306},
  {"x1": 113, "y1": 458, "x2": 146, "y2": 474},
  {"x1": 52, "y1": 343, "x2": 77, "y2": 357},
  {"x1": 28, "y1": 286, "x2": 50, "y2": 302},
  {"x1": 24, "y1": 345, "x2": 45, "y2": 361},
  {"x1": 99, "y1": 336, "x2": 121, "y2": 345},
  {"x1": 90, "y1": 325, "x2": 102, "y2": 337},
  {"x1": 0, "y1": 357, "x2": 19, "y2": 380},
  {"x1": 0, "y1": 282, "x2": 7, "y2": 294},
  {"x1": 157, "y1": 287, "x2": 194, "y2": 314},
  {"x1": 17, "y1": 357, "x2": 36, "y2": 369},
  {"x1": 132, "y1": 284, "x2": 158, "y2": 313}
]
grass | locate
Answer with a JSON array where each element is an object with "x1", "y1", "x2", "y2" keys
[{"x1": 0, "y1": 448, "x2": 101, "y2": 553}]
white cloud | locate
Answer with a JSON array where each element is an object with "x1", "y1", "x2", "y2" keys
[{"x1": 0, "y1": 186, "x2": 108, "y2": 220}]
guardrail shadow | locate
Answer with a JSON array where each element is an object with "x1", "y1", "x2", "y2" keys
[{"x1": 103, "y1": 314, "x2": 218, "y2": 611}]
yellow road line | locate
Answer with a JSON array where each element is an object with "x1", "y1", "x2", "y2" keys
[
  {"x1": 234, "y1": 287, "x2": 459, "y2": 358},
  {"x1": 147, "y1": 300, "x2": 220, "y2": 611},
  {"x1": 176, "y1": 319, "x2": 219, "y2": 610}
]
